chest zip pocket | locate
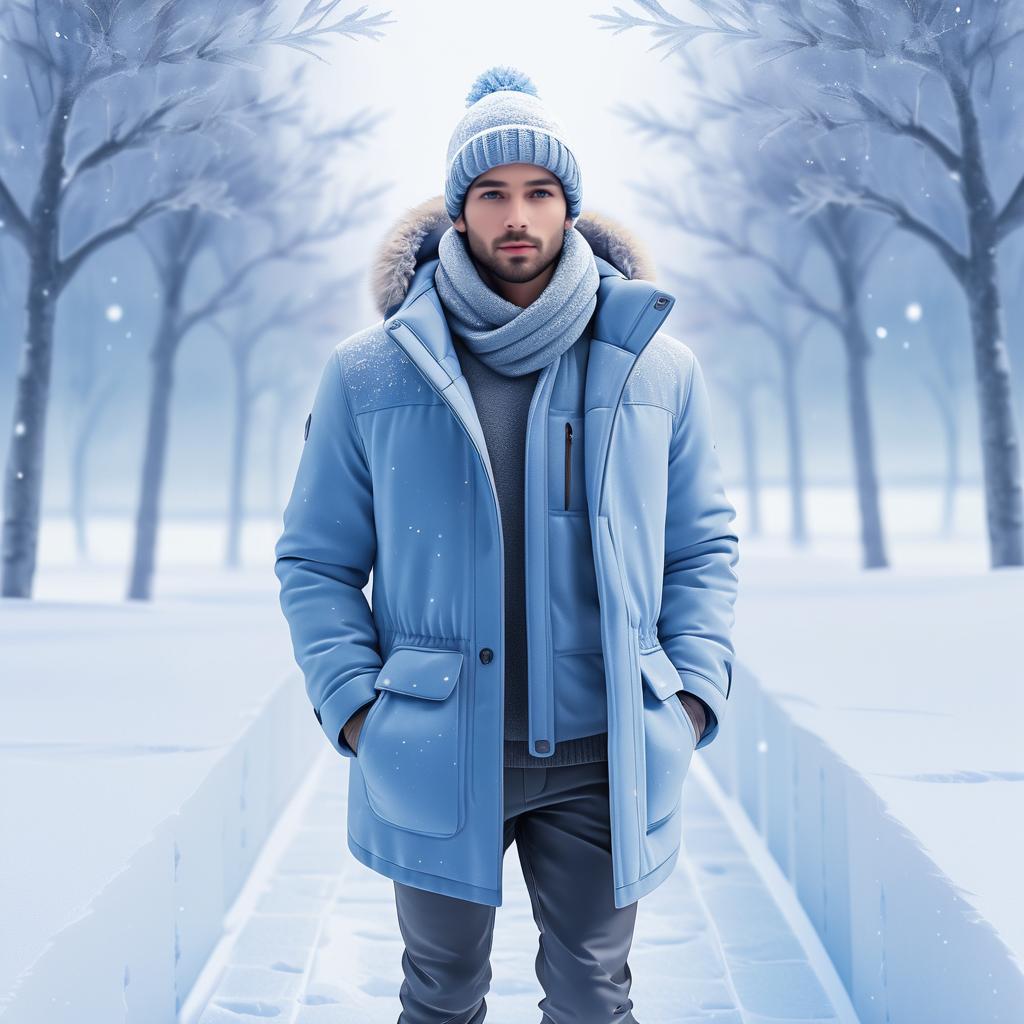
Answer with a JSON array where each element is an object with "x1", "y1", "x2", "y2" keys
[{"x1": 564, "y1": 422, "x2": 573, "y2": 511}]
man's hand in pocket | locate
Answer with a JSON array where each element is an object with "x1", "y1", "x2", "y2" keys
[
  {"x1": 341, "y1": 698, "x2": 377, "y2": 754},
  {"x1": 677, "y1": 692, "x2": 706, "y2": 743}
]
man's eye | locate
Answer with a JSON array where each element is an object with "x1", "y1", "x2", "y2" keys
[{"x1": 479, "y1": 190, "x2": 553, "y2": 199}]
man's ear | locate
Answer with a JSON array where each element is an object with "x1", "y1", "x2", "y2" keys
[
  {"x1": 453, "y1": 212, "x2": 466, "y2": 233},
  {"x1": 564, "y1": 215, "x2": 572, "y2": 230}
]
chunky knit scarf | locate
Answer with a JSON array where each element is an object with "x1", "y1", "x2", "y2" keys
[{"x1": 434, "y1": 225, "x2": 600, "y2": 377}]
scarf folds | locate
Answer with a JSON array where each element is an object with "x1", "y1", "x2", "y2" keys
[{"x1": 434, "y1": 225, "x2": 600, "y2": 377}]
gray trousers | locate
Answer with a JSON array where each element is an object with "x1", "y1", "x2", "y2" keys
[{"x1": 392, "y1": 759, "x2": 640, "y2": 1024}]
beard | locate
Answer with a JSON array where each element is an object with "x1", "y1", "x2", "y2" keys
[{"x1": 464, "y1": 226, "x2": 564, "y2": 286}]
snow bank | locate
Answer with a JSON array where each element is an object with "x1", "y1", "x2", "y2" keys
[
  {"x1": 0, "y1": 595, "x2": 314, "y2": 1023},
  {"x1": 705, "y1": 553, "x2": 1024, "y2": 1023}
]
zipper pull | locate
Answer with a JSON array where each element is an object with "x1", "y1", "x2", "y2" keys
[{"x1": 564, "y1": 422, "x2": 573, "y2": 510}]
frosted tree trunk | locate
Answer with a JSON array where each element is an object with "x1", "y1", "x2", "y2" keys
[
  {"x1": 780, "y1": 349, "x2": 808, "y2": 546},
  {"x1": 739, "y1": 396, "x2": 761, "y2": 536},
  {"x1": 1, "y1": 92, "x2": 73, "y2": 598},
  {"x1": 268, "y1": 391, "x2": 287, "y2": 519},
  {"x1": 951, "y1": 76, "x2": 1024, "y2": 566},
  {"x1": 2, "y1": 272, "x2": 57, "y2": 597},
  {"x1": 127, "y1": 282, "x2": 184, "y2": 601},
  {"x1": 940, "y1": 406, "x2": 959, "y2": 538},
  {"x1": 819, "y1": 238, "x2": 889, "y2": 569},
  {"x1": 225, "y1": 355, "x2": 251, "y2": 569},
  {"x1": 962, "y1": 256, "x2": 1022, "y2": 563},
  {"x1": 70, "y1": 380, "x2": 115, "y2": 561},
  {"x1": 71, "y1": 417, "x2": 89, "y2": 562},
  {"x1": 842, "y1": 318, "x2": 888, "y2": 569}
]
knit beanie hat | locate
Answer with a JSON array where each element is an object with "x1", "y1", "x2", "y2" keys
[{"x1": 444, "y1": 66, "x2": 583, "y2": 224}]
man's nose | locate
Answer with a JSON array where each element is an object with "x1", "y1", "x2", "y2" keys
[{"x1": 505, "y1": 200, "x2": 528, "y2": 229}]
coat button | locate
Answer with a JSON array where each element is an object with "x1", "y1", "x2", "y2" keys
[{"x1": 479, "y1": 647, "x2": 493, "y2": 664}]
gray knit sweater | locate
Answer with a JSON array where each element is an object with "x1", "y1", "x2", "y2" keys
[{"x1": 450, "y1": 329, "x2": 608, "y2": 768}]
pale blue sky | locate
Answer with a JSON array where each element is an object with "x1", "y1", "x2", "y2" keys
[{"x1": 273, "y1": 0, "x2": 691, "y2": 304}]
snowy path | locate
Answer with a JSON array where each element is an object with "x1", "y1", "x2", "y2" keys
[{"x1": 187, "y1": 752, "x2": 858, "y2": 1024}]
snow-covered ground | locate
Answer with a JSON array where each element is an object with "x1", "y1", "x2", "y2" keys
[
  {"x1": 184, "y1": 749, "x2": 858, "y2": 1024},
  {"x1": 1, "y1": 487, "x2": 1019, "y2": 1022},
  {"x1": 0, "y1": 574, "x2": 305, "y2": 1022},
  {"x1": 706, "y1": 541, "x2": 1024, "y2": 1023}
]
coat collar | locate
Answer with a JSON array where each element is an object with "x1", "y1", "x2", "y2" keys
[{"x1": 371, "y1": 195, "x2": 678, "y2": 519}]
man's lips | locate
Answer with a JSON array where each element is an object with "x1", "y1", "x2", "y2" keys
[{"x1": 498, "y1": 243, "x2": 536, "y2": 251}]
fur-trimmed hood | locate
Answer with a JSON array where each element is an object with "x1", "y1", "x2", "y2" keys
[{"x1": 370, "y1": 194, "x2": 658, "y2": 319}]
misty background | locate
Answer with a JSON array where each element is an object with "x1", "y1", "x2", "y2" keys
[
  {"x1": 3, "y1": 4, "x2": 1023, "y2": 1020},
  {"x1": 2, "y1": 0, "x2": 1022, "y2": 600}
]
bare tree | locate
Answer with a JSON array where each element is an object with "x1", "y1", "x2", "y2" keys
[
  {"x1": 618, "y1": 78, "x2": 894, "y2": 566},
  {"x1": 0, "y1": 0, "x2": 394, "y2": 598},
  {"x1": 62, "y1": 256, "x2": 128, "y2": 560},
  {"x1": 671, "y1": 268, "x2": 816, "y2": 544},
  {"x1": 125, "y1": 87, "x2": 389, "y2": 599},
  {"x1": 215, "y1": 270, "x2": 361, "y2": 568},
  {"x1": 922, "y1": 336, "x2": 962, "y2": 538},
  {"x1": 595, "y1": 0, "x2": 1024, "y2": 566},
  {"x1": 906, "y1": 271, "x2": 969, "y2": 537}
]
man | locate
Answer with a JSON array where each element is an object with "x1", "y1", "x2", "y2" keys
[{"x1": 275, "y1": 65, "x2": 739, "y2": 1024}]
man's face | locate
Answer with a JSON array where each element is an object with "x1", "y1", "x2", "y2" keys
[{"x1": 453, "y1": 162, "x2": 573, "y2": 288}]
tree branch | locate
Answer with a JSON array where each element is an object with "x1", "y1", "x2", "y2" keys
[
  {"x1": 56, "y1": 190, "x2": 184, "y2": 289},
  {"x1": 995, "y1": 170, "x2": 1024, "y2": 243},
  {"x1": 787, "y1": 85, "x2": 962, "y2": 173},
  {"x1": 850, "y1": 186, "x2": 967, "y2": 279},
  {"x1": 612, "y1": 100, "x2": 700, "y2": 149},
  {"x1": 0, "y1": 171, "x2": 32, "y2": 248},
  {"x1": 634, "y1": 182, "x2": 842, "y2": 329},
  {"x1": 179, "y1": 219, "x2": 348, "y2": 336},
  {"x1": 61, "y1": 88, "x2": 217, "y2": 195},
  {"x1": 793, "y1": 177, "x2": 967, "y2": 280}
]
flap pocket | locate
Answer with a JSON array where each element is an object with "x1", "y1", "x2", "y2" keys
[
  {"x1": 374, "y1": 646, "x2": 463, "y2": 700},
  {"x1": 638, "y1": 646, "x2": 682, "y2": 702}
]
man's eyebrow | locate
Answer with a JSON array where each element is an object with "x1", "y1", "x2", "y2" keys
[{"x1": 470, "y1": 177, "x2": 561, "y2": 189}]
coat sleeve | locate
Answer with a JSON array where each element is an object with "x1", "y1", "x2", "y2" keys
[
  {"x1": 274, "y1": 346, "x2": 381, "y2": 758},
  {"x1": 658, "y1": 349, "x2": 739, "y2": 750}
]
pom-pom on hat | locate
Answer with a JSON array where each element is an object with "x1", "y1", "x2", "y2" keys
[{"x1": 444, "y1": 65, "x2": 583, "y2": 223}]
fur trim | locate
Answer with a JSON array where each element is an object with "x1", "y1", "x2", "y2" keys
[{"x1": 370, "y1": 194, "x2": 657, "y2": 318}]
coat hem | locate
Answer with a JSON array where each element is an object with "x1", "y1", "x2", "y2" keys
[
  {"x1": 347, "y1": 832, "x2": 502, "y2": 907},
  {"x1": 614, "y1": 843, "x2": 680, "y2": 908}
]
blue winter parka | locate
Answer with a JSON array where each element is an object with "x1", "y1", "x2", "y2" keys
[{"x1": 274, "y1": 194, "x2": 740, "y2": 909}]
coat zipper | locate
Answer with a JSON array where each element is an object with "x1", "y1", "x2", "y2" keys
[{"x1": 564, "y1": 422, "x2": 573, "y2": 511}]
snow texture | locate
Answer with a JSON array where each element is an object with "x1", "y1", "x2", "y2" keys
[
  {"x1": 701, "y1": 551, "x2": 1024, "y2": 1023},
  {"x1": 0, "y1": 594, "x2": 305, "y2": 1022},
  {"x1": 3, "y1": 512, "x2": 1019, "y2": 1021},
  {"x1": 191, "y1": 750, "x2": 857, "y2": 1023}
]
